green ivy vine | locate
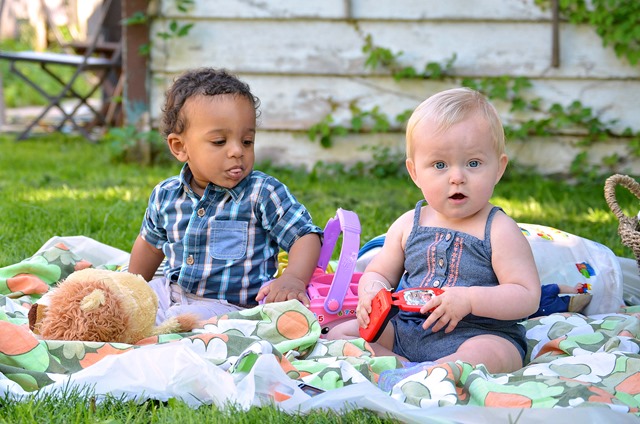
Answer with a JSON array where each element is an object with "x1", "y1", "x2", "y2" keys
[
  {"x1": 122, "y1": 0, "x2": 195, "y2": 56},
  {"x1": 307, "y1": 34, "x2": 456, "y2": 147},
  {"x1": 362, "y1": 34, "x2": 457, "y2": 80},
  {"x1": 535, "y1": 0, "x2": 640, "y2": 65},
  {"x1": 307, "y1": 29, "x2": 640, "y2": 177}
]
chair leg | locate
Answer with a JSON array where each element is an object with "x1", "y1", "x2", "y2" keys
[
  {"x1": 40, "y1": 64, "x2": 107, "y2": 130},
  {"x1": 8, "y1": 63, "x2": 63, "y2": 140},
  {"x1": 104, "y1": 73, "x2": 124, "y2": 126},
  {"x1": 8, "y1": 61, "x2": 103, "y2": 142}
]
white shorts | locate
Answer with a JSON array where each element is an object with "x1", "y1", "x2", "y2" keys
[{"x1": 148, "y1": 277, "x2": 244, "y2": 324}]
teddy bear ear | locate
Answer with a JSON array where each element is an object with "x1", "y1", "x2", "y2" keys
[
  {"x1": 80, "y1": 289, "x2": 106, "y2": 311},
  {"x1": 28, "y1": 303, "x2": 47, "y2": 334}
]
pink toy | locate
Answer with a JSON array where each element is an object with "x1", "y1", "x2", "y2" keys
[
  {"x1": 307, "y1": 208, "x2": 362, "y2": 335},
  {"x1": 260, "y1": 209, "x2": 362, "y2": 335}
]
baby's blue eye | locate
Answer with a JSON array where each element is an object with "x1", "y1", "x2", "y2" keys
[
  {"x1": 468, "y1": 160, "x2": 480, "y2": 168},
  {"x1": 434, "y1": 162, "x2": 446, "y2": 170}
]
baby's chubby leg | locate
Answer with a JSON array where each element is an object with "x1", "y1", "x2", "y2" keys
[
  {"x1": 327, "y1": 318, "x2": 404, "y2": 359},
  {"x1": 437, "y1": 334, "x2": 523, "y2": 373},
  {"x1": 325, "y1": 318, "x2": 359, "y2": 339}
]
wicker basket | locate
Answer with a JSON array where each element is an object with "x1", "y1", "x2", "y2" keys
[{"x1": 604, "y1": 174, "x2": 640, "y2": 269}]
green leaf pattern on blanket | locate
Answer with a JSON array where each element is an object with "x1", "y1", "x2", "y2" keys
[{"x1": 1, "y1": 242, "x2": 640, "y2": 415}]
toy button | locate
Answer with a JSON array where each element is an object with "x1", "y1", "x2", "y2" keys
[
  {"x1": 445, "y1": 233, "x2": 452, "y2": 241},
  {"x1": 327, "y1": 299, "x2": 339, "y2": 312},
  {"x1": 186, "y1": 255, "x2": 195, "y2": 265},
  {"x1": 433, "y1": 280, "x2": 440, "y2": 287},
  {"x1": 438, "y1": 258, "x2": 444, "y2": 267},
  {"x1": 197, "y1": 208, "x2": 206, "y2": 217}
]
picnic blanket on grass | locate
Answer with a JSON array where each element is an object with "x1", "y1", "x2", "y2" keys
[{"x1": 2, "y1": 241, "x2": 640, "y2": 423}]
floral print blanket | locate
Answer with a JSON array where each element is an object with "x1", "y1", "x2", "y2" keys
[{"x1": 1, "y1": 242, "x2": 640, "y2": 422}]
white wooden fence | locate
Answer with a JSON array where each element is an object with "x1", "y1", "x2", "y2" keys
[{"x1": 146, "y1": 0, "x2": 640, "y2": 175}]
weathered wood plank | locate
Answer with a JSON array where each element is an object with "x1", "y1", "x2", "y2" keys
[
  {"x1": 150, "y1": 20, "x2": 638, "y2": 78},
  {"x1": 150, "y1": 76, "x2": 640, "y2": 133},
  {"x1": 161, "y1": 0, "x2": 549, "y2": 21},
  {"x1": 249, "y1": 131, "x2": 640, "y2": 176}
]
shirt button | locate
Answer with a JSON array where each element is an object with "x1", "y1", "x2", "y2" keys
[
  {"x1": 438, "y1": 258, "x2": 444, "y2": 267},
  {"x1": 445, "y1": 233, "x2": 452, "y2": 241},
  {"x1": 433, "y1": 280, "x2": 440, "y2": 287},
  {"x1": 197, "y1": 208, "x2": 205, "y2": 217},
  {"x1": 186, "y1": 255, "x2": 195, "y2": 265}
]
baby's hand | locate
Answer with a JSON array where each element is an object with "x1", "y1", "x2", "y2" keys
[
  {"x1": 420, "y1": 287, "x2": 471, "y2": 333},
  {"x1": 256, "y1": 275, "x2": 310, "y2": 307},
  {"x1": 356, "y1": 295, "x2": 376, "y2": 329},
  {"x1": 357, "y1": 280, "x2": 390, "y2": 329}
]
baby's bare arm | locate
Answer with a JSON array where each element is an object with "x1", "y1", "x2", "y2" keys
[
  {"x1": 356, "y1": 212, "x2": 411, "y2": 327},
  {"x1": 558, "y1": 284, "x2": 581, "y2": 294},
  {"x1": 128, "y1": 235, "x2": 165, "y2": 281},
  {"x1": 469, "y1": 213, "x2": 541, "y2": 319}
]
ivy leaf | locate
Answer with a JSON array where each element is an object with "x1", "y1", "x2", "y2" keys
[
  {"x1": 123, "y1": 11, "x2": 148, "y2": 26},
  {"x1": 351, "y1": 116, "x2": 363, "y2": 132},
  {"x1": 177, "y1": 23, "x2": 194, "y2": 37}
]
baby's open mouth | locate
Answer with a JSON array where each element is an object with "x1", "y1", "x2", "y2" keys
[{"x1": 450, "y1": 193, "x2": 466, "y2": 200}]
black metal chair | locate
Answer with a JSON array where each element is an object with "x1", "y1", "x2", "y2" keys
[{"x1": 0, "y1": 0, "x2": 121, "y2": 141}]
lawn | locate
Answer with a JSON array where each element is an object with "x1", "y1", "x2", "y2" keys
[
  {"x1": 0, "y1": 134, "x2": 636, "y2": 267},
  {"x1": 1, "y1": 133, "x2": 638, "y2": 422}
]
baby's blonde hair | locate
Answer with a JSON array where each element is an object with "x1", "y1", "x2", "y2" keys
[{"x1": 405, "y1": 87, "x2": 505, "y2": 159}]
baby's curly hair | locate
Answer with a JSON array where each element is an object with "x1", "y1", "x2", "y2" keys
[{"x1": 161, "y1": 67, "x2": 261, "y2": 139}]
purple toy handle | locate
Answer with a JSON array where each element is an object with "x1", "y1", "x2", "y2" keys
[{"x1": 317, "y1": 208, "x2": 361, "y2": 313}]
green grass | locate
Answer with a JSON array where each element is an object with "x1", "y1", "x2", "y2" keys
[
  {"x1": 0, "y1": 389, "x2": 398, "y2": 423},
  {"x1": 1, "y1": 133, "x2": 638, "y2": 421},
  {"x1": 0, "y1": 134, "x2": 636, "y2": 267}
]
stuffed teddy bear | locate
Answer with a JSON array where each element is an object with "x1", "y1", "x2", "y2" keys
[{"x1": 30, "y1": 268, "x2": 198, "y2": 344}]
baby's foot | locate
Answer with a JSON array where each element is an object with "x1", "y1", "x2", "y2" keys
[
  {"x1": 568, "y1": 293, "x2": 592, "y2": 313},
  {"x1": 378, "y1": 361, "x2": 437, "y2": 392}
]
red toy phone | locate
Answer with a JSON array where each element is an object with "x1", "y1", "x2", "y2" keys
[{"x1": 359, "y1": 287, "x2": 444, "y2": 343}]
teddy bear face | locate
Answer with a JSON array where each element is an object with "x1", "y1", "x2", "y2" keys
[{"x1": 36, "y1": 269, "x2": 158, "y2": 344}]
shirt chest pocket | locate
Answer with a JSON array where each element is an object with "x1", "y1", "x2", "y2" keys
[{"x1": 210, "y1": 220, "x2": 248, "y2": 260}]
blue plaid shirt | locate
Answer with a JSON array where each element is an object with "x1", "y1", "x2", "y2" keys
[{"x1": 140, "y1": 165, "x2": 322, "y2": 306}]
